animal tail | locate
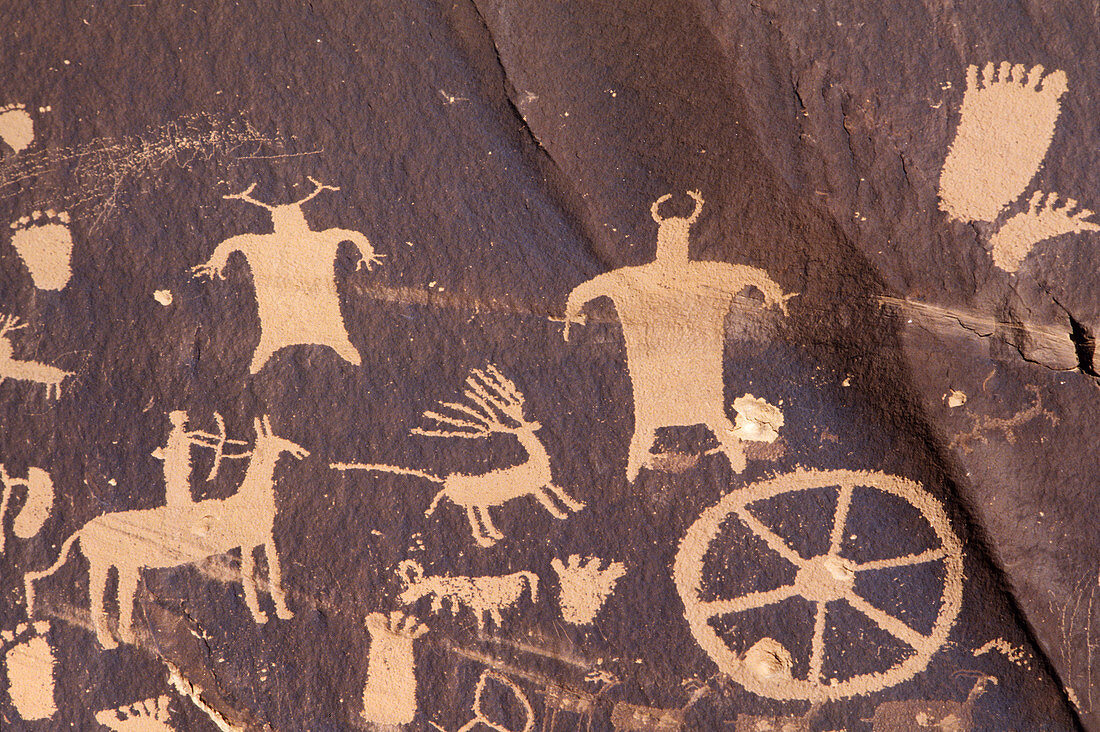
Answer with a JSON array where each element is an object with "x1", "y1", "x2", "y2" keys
[
  {"x1": 424, "y1": 489, "x2": 448, "y2": 517},
  {"x1": 24, "y1": 530, "x2": 80, "y2": 614},
  {"x1": 522, "y1": 571, "x2": 539, "y2": 603},
  {"x1": 331, "y1": 462, "x2": 442, "y2": 482}
]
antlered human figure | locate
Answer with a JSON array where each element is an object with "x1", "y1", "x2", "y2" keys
[
  {"x1": 192, "y1": 178, "x2": 383, "y2": 373},
  {"x1": 564, "y1": 190, "x2": 792, "y2": 481}
]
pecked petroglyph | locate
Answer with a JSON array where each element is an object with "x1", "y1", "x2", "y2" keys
[
  {"x1": 446, "y1": 670, "x2": 534, "y2": 732},
  {"x1": 989, "y1": 191, "x2": 1100, "y2": 272},
  {"x1": 550, "y1": 555, "x2": 627, "y2": 626},
  {"x1": 95, "y1": 695, "x2": 176, "y2": 732},
  {"x1": 0, "y1": 103, "x2": 35, "y2": 155},
  {"x1": 973, "y1": 638, "x2": 1036, "y2": 672},
  {"x1": 7, "y1": 209, "x2": 73, "y2": 290},
  {"x1": 0, "y1": 463, "x2": 54, "y2": 554},
  {"x1": 152, "y1": 411, "x2": 249, "y2": 508},
  {"x1": 1, "y1": 621, "x2": 57, "y2": 722},
  {"x1": 869, "y1": 674, "x2": 996, "y2": 732},
  {"x1": 397, "y1": 560, "x2": 538, "y2": 631},
  {"x1": 24, "y1": 416, "x2": 305, "y2": 649},
  {"x1": 334, "y1": 365, "x2": 584, "y2": 547},
  {"x1": 192, "y1": 178, "x2": 382, "y2": 373},
  {"x1": 674, "y1": 469, "x2": 964, "y2": 701},
  {"x1": 939, "y1": 62, "x2": 1068, "y2": 223},
  {"x1": 949, "y1": 384, "x2": 1057, "y2": 453},
  {"x1": 564, "y1": 190, "x2": 793, "y2": 481},
  {"x1": 361, "y1": 611, "x2": 429, "y2": 726},
  {"x1": 0, "y1": 314, "x2": 72, "y2": 399}
]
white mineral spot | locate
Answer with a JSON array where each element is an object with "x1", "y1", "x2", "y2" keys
[
  {"x1": 153, "y1": 289, "x2": 173, "y2": 306},
  {"x1": 946, "y1": 389, "x2": 967, "y2": 407}
]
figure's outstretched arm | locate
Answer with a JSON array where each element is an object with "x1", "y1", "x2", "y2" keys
[
  {"x1": 563, "y1": 274, "x2": 614, "y2": 341},
  {"x1": 190, "y1": 234, "x2": 252, "y2": 280},
  {"x1": 328, "y1": 228, "x2": 385, "y2": 271},
  {"x1": 727, "y1": 265, "x2": 796, "y2": 316}
]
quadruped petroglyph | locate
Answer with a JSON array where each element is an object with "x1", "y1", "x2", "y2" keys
[
  {"x1": 564, "y1": 190, "x2": 793, "y2": 481},
  {"x1": 0, "y1": 314, "x2": 72, "y2": 399},
  {"x1": 24, "y1": 416, "x2": 305, "y2": 648},
  {"x1": 397, "y1": 560, "x2": 538, "y2": 631},
  {"x1": 361, "y1": 611, "x2": 429, "y2": 726},
  {"x1": 192, "y1": 178, "x2": 383, "y2": 373},
  {"x1": 0, "y1": 463, "x2": 54, "y2": 554},
  {"x1": 674, "y1": 469, "x2": 964, "y2": 701},
  {"x1": 939, "y1": 62, "x2": 1068, "y2": 223},
  {"x1": 550, "y1": 555, "x2": 626, "y2": 626},
  {"x1": 334, "y1": 365, "x2": 584, "y2": 547},
  {"x1": 7, "y1": 210, "x2": 73, "y2": 290}
]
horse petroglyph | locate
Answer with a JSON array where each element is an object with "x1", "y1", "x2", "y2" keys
[
  {"x1": 0, "y1": 463, "x2": 54, "y2": 554},
  {"x1": 0, "y1": 314, "x2": 72, "y2": 399},
  {"x1": 334, "y1": 365, "x2": 584, "y2": 547},
  {"x1": 1, "y1": 622, "x2": 57, "y2": 722},
  {"x1": 361, "y1": 611, "x2": 429, "y2": 726},
  {"x1": 192, "y1": 178, "x2": 383, "y2": 373},
  {"x1": 7, "y1": 210, "x2": 74, "y2": 290},
  {"x1": 939, "y1": 62, "x2": 1068, "y2": 223},
  {"x1": 397, "y1": 560, "x2": 538, "y2": 631},
  {"x1": 988, "y1": 191, "x2": 1099, "y2": 272},
  {"x1": 24, "y1": 416, "x2": 306, "y2": 648},
  {"x1": 563, "y1": 190, "x2": 793, "y2": 481},
  {"x1": 550, "y1": 555, "x2": 627, "y2": 626}
]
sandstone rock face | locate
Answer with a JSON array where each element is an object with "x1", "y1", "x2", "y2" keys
[{"x1": 0, "y1": 0, "x2": 1094, "y2": 729}]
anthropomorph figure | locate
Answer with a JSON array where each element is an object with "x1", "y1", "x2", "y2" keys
[
  {"x1": 192, "y1": 178, "x2": 384, "y2": 373},
  {"x1": 564, "y1": 191, "x2": 792, "y2": 481},
  {"x1": 151, "y1": 411, "x2": 248, "y2": 507}
]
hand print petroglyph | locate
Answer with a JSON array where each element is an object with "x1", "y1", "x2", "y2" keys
[
  {"x1": 550, "y1": 555, "x2": 626, "y2": 626},
  {"x1": 333, "y1": 365, "x2": 584, "y2": 547},
  {"x1": 7, "y1": 210, "x2": 74, "y2": 290},
  {"x1": 0, "y1": 103, "x2": 35, "y2": 155},
  {"x1": 95, "y1": 696, "x2": 176, "y2": 732},
  {"x1": 397, "y1": 560, "x2": 538, "y2": 631},
  {"x1": 0, "y1": 314, "x2": 72, "y2": 399},
  {"x1": 1, "y1": 622, "x2": 57, "y2": 722},
  {"x1": 192, "y1": 178, "x2": 382, "y2": 373},
  {"x1": 361, "y1": 611, "x2": 429, "y2": 726},
  {"x1": 988, "y1": 191, "x2": 1100, "y2": 272},
  {"x1": 563, "y1": 190, "x2": 793, "y2": 481},
  {"x1": 24, "y1": 416, "x2": 305, "y2": 649},
  {"x1": 0, "y1": 464, "x2": 54, "y2": 554},
  {"x1": 673, "y1": 469, "x2": 964, "y2": 701},
  {"x1": 939, "y1": 62, "x2": 1068, "y2": 223}
]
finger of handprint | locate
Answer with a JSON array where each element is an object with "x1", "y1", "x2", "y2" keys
[
  {"x1": 997, "y1": 61, "x2": 1011, "y2": 82},
  {"x1": 1027, "y1": 64, "x2": 1044, "y2": 89},
  {"x1": 1011, "y1": 63, "x2": 1026, "y2": 82},
  {"x1": 966, "y1": 64, "x2": 979, "y2": 91},
  {"x1": 1044, "y1": 68, "x2": 1069, "y2": 96},
  {"x1": 1065, "y1": 198, "x2": 1078, "y2": 212},
  {"x1": 1029, "y1": 190, "x2": 1043, "y2": 211}
]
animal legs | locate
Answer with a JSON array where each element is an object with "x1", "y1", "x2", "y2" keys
[
  {"x1": 88, "y1": 561, "x2": 116, "y2": 649},
  {"x1": 474, "y1": 506, "x2": 504, "y2": 543},
  {"x1": 264, "y1": 541, "x2": 294, "y2": 620},
  {"x1": 532, "y1": 488, "x2": 569, "y2": 519},
  {"x1": 545, "y1": 484, "x2": 585, "y2": 512},
  {"x1": 240, "y1": 547, "x2": 269, "y2": 623},
  {"x1": 711, "y1": 417, "x2": 746, "y2": 473},
  {"x1": 116, "y1": 568, "x2": 141, "y2": 646}
]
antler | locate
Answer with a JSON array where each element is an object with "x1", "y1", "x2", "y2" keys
[
  {"x1": 223, "y1": 182, "x2": 276, "y2": 211},
  {"x1": 412, "y1": 364, "x2": 529, "y2": 439},
  {"x1": 0, "y1": 314, "x2": 26, "y2": 337},
  {"x1": 294, "y1": 177, "x2": 340, "y2": 206}
]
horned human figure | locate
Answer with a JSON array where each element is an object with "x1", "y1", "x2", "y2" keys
[
  {"x1": 24, "y1": 415, "x2": 307, "y2": 649},
  {"x1": 563, "y1": 191, "x2": 793, "y2": 481},
  {"x1": 192, "y1": 178, "x2": 384, "y2": 373}
]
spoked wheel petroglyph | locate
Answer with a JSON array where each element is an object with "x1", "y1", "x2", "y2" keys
[{"x1": 673, "y1": 469, "x2": 963, "y2": 702}]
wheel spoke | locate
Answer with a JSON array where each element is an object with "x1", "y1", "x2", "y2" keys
[
  {"x1": 828, "y1": 484, "x2": 854, "y2": 556},
  {"x1": 734, "y1": 505, "x2": 803, "y2": 566},
  {"x1": 809, "y1": 601, "x2": 827, "y2": 683},
  {"x1": 700, "y1": 585, "x2": 799, "y2": 618},
  {"x1": 855, "y1": 547, "x2": 949, "y2": 572},
  {"x1": 844, "y1": 593, "x2": 928, "y2": 649}
]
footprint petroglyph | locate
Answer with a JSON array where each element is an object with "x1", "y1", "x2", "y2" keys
[
  {"x1": 550, "y1": 555, "x2": 627, "y2": 626},
  {"x1": 95, "y1": 695, "x2": 176, "y2": 732},
  {"x1": 361, "y1": 611, "x2": 429, "y2": 726},
  {"x1": 7, "y1": 210, "x2": 74, "y2": 290},
  {"x1": 0, "y1": 103, "x2": 35, "y2": 155},
  {"x1": 989, "y1": 191, "x2": 1100, "y2": 272},
  {"x1": 939, "y1": 62, "x2": 1068, "y2": 223},
  {"x1": 1, "y1": 621, "x2": 58, "y2": 722}
]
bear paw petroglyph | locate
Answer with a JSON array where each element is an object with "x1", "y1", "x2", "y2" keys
[
  {"x1": 1, "y1": 621, "x2": 57, "y2": 722},
  {"x1": 989, "y1": 191, "x2": 1099, "y2": 272},
  {"x1": 0, "y1": 103, "x2": 35, "y2": 155},
  {"x1": 939, "y1": 62, "x2": 1068, "y2": 222},
  {"x1": 9, "y1": 210, "x2": 74, "y2": 290}
]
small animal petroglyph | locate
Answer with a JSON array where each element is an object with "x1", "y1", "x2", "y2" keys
[
  {"x1": 25, "y1": 416, "x2": 305, "y2": 648},
  {"x1": 397, "y1": 560, "x2": 538, "y2": 631},
  {"x1": 564, "y1": 190, "x2": 793, "y2": 481},
  {"x1": 0, "y1": 463, "x2": 54, "y2": 554},
  {"x1": 334, "y1": 365, "x2": 584, "y2": 547},
  {"x1": 869, "y1": 673, "x2": 995, "y2": 731},
  {"x1": 95, "y1": 695, "x2": 175, "y2": 732},
  {"x1": 949, "y1": 384, "x2": 1057, "y2": 453},
  {"x1": 361, "y1": 611, "x2": 428, "y2": 726},
  {"x1": 192, "y1": 178, "x2": 382, "y2": 373},
  {"x1": 1, "y1": 621, "x2": 57, "y2": 722},
  {"x1": 988, "y1": 191, "x2": 1100, "y2": 272},
  {"x1": 939, "y1": 62, "x2": 1068, "y2": 223},
  {"x1": 0, "y1": 103, "x2": 35, "y2": 154},
  {"x1": 8, "y1": 210, "x2": 73, "y2": 290},
  {"x1": 0, "y1": 314, "x2": 72, "y2": 399},
  {"x1": 550, "y1": 555, "x2": 626, "y2": 625}
]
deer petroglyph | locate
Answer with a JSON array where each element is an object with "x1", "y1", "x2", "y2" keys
[
  {"x1": 334, "y1": 365, "x2": 584, "y2": 547},
  {"x1": 397, "y1": 560, "x2": 538, "y2": 631},
  {"x1": 24, "y1": 416, "x2": 306, "y2": 649},
  {"x1": 192, "y1": 178, "x2": 383, "y2": 373},
  {"x1": 0, "y1": 314, "x2": 72, "y2": 399},
  {"x1": 564, "y1": 191, "x2": 792, "y2": 481}
]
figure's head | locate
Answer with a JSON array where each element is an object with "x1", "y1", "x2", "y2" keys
[
  {"x1": 167, "y1": 410, "x2": 187, "y2": 428},
  {"x1": 650, "y1": 190, "x2": 704, "y2": 261},
  {"x1": 269, "y1": 203, "x2": 309, "y2": 232}
]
